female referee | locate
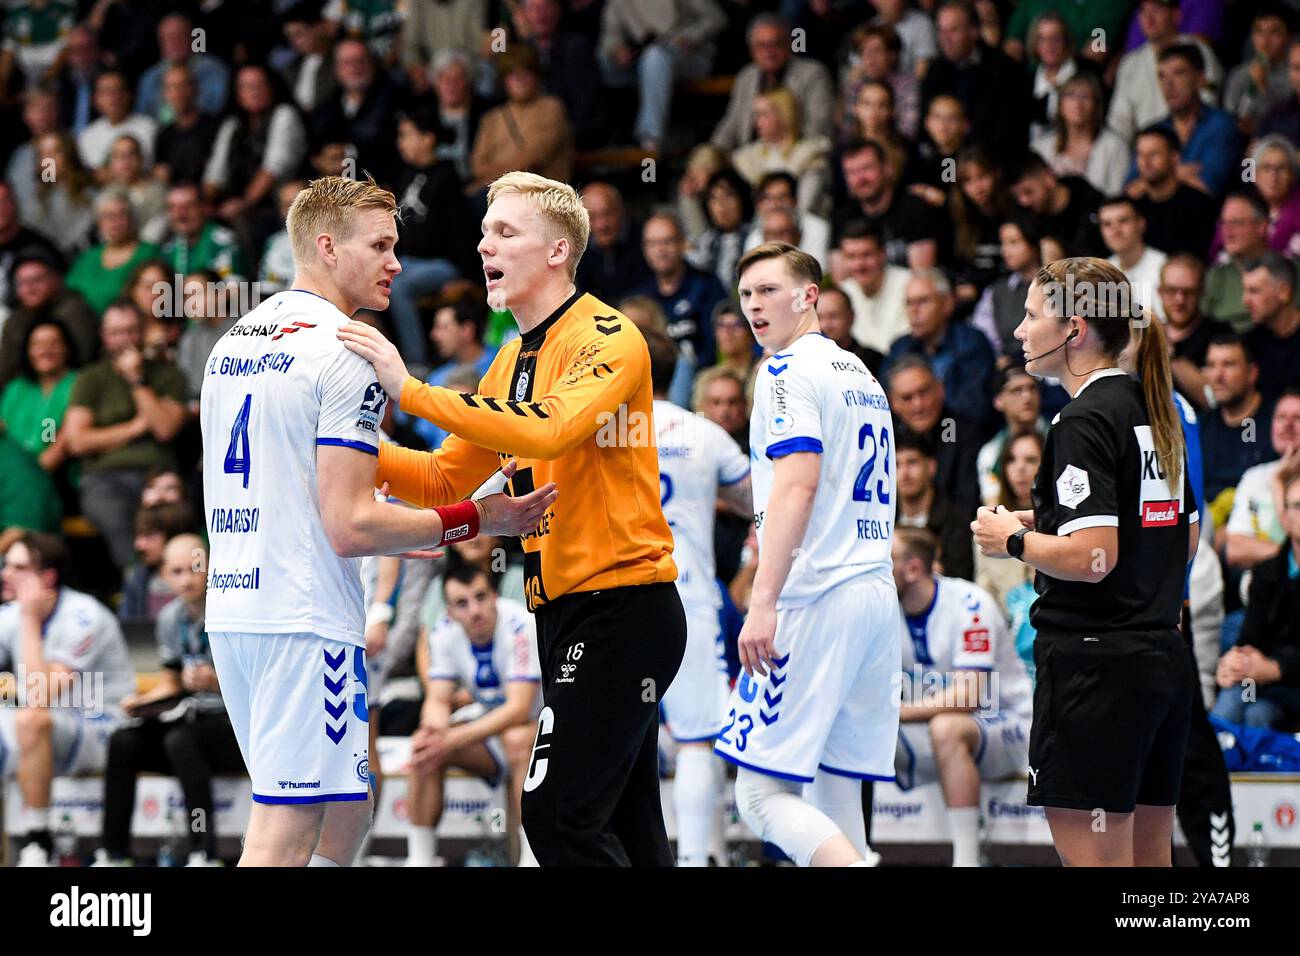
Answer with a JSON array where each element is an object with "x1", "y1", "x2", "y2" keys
[{"x1": 971, "y1": 257, "x2": 1199, "y2": 867}]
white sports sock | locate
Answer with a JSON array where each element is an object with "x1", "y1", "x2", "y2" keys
[
  {"x1": 674, "y1": 747, "x2": 718, "y2": 866},
  {"x1": 308, "y1": 853, "x2": 341, "y2": 867},
  {"x1": 19, "y1": 805, "x2": 50, "y2": 834},
  {"x1": 949, "y1": 806, "x2": 980, "y2": 867},
  {"x1": 709, "y1": 766, "x2": 729, "y2": 866},
  {"x1": 805, "y1": 771, "x2": 867, "y2": 857},
  {"x1": 517, "y1": 826, "x2": 538, "y2": 867},
  {"x1": 407, "y1": 825, "x2": 436, "y2": 865}
]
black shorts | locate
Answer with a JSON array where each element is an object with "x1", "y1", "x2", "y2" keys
[
  {"x1": 1027, "y1": 627, "x2": 1194, "y2": 814},
  {"x1": 521, "y1": 581, "x2": 686, "y2": 866}
]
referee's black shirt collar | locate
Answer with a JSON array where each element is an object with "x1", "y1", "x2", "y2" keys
[
  {"x1": 522, "y1": 288, "x2": 584, "y2": 348},
  {"x1": 1070, "y1": 366, "x2": 1127, "y2": 399}
]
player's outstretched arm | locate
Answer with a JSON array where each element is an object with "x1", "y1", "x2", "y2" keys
[
  {"x1": 319, "y1": 446, "x2": 557, "y2": 556},
  {"x1": 377, "y1": 432, "x2": 503, "y2": 509},
  {"x1": 340, "y1": 320, "x2": 643, "y2": 460},
  {"x1": 739, "y1": 451, "x2": 821, "y2": 677}
]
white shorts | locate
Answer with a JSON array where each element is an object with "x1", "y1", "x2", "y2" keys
[
  {"x1": 449, "y1": 702, "x2": 508, "y2": 787},
  {"x1": 660, "y1": 602, "x2": 728, "y2": 742},
  {"x1": 0, "y1": 707, "x2": 120, "y2": 778},
  {"x1": 895, "y1": 712, "x2": 1031, "y2": 792},
  {"x1": 714, "y1": 576, "x2": 901, "y2": 783},
  {"x1": 209, "y1": 631, "x2": 371, "y2": 804}
]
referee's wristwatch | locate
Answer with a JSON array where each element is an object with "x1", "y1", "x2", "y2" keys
[{"x1": 1006, "y1": 527, "x2": 1030, "y2": 560}]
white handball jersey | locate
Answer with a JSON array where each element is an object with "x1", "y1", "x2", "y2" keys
[
  {"x1": 750, "y1": 331, "x2": 895, "y2": 607},
  {"x1": 426, "y1": 598, "x2": 541, "y2": 713},
  {"x1": 898, "y1": 575, "x2": 1032, "y2": 721},
  {"x1": 0, "y1": 588, "x2": 134, "y2": 716},
  {"x1": 654, "y1": 399, "x2": 750, "y2": 612},
  {"x1": 200, "y1": 290, "x2": 389, "y2": 646}
]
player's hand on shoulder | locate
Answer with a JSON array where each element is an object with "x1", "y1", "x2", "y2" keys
[
  {"x1": 337, "y1": 321, "x2": 410, "y2": 399},
  {"x1": 476, "y1": 458, "x2": 558, "y2": 537}
]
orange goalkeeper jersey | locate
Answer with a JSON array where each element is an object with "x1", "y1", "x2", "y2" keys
[{"x1": 377, "y1": 290, "x2": 677, "y2": 610}]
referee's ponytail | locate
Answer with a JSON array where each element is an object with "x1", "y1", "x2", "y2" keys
[
  {"x1": 1134, "y1": 309, "x2": 1184, "y2": 492},
  {"x1": 1035, "y1": 257, "x2": 1184, "y2": 490}
]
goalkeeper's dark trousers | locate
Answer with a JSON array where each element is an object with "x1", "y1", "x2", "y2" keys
[{"x1": 1176, "y1": 602, "x2": 1235, "y2": 867}]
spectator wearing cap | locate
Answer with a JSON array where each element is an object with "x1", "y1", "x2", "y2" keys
[
  {"x1": 1259, "y1": 37, "x2": 1300, "y2": 142},
  {"x1": 513, "y1": 0, "x2": 608, "y2": 150},
  {"x1": 386, "y1": 107, "x2": 478, "y2": 370},
  {"x1": 62, "y1": 300, "x2": 188, "y2": 572},
  {"x1": 77, "y1": 69, "x2": 158, "y2": 178},
  {"x1": 598, "y1": 0, "x2": 724, "y2": 152},
  {"x1": 67, "y1": 190, "x2": 163, "y2": 317},
  {"x1": 1204, "y1": 191, "x2": 1277, "y2": 330},
  {"x1": 711, "y1": 13, "x2": 834, "y2": 153},
  {"x1": 135, "y1": 12, "x2": 231, "y2": 122},
  {"x1": 1222, "y1": 6, "x2": 1292, "y2": 137},
  {"x1": 469, "y1": 46, "x2": 573, "y2": 191},
  {"x1": 0, "y1": 248, "x2": 98, "y2": 386},
  {"x1": 1241, "y1": 253, "x2": 1300, "y2": 404},
  {"x1": 920, "y1": 0, "x2": 1033, "y2": 165},
  {"x1": 279, "y1": 4, "x2": 339, "y2": 114},
  {"x1": 1128, "y1": 125, "x2": 1220, "y2": 258},
  {"x1": 1107, "y1": 0, "x2": 1224, "y2": 143},
  {"x1": 577, "y1": 182, "x2": 652, "y2": 304},
  {"x1": 20, "y1": 131, "x2": 98, "y2": 257},
  {"x1": 310, "y1": 38, "x2": 404, "y2": 184},
  {"x1": 1136, "y1": 43, "x2": 1240, "y2": 198}
]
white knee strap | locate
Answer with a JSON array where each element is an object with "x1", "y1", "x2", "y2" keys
[{"x1": 734, "y1": 767, "x2": 842, "y2": 868}]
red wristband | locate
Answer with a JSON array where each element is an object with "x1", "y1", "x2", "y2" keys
[{"x1": 433, "y1": 500, "x2": 480, "y2": 546}]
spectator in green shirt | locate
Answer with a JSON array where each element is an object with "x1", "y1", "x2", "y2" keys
[
  {"x1": 1003, "y1": 0, "x2": 1133, "y2": 69},
  {"x1": 67, "y1": 190, "x2": 163, "y2": 316},
  {"x1": 62, "y1": 300, "x2": 188, "y2": 571},
  {"x1": 0, "y1": 318, "x2": 79, "y2": 474},
  {"x1": 159, "y1": 181, "x2": 247, "y2": 281},
  {"x1": 0, "y1": 426, "x2": 61, "y2": 551}
]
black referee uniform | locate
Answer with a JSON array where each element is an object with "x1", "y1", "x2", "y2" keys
[{"x1": 1026, "y1": 369, "x2": 1198, "y2": 814}]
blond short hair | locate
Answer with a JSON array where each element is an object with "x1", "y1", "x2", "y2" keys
[
  {"x1": 486, "y1": 171, "x2": 590, "y2": 279},
  {"x1": 736, "y1": 241, "x2": 822, "y2": 286},
  {"x1": 286, "y1": 175, "x2": 398, "y2": 267}
]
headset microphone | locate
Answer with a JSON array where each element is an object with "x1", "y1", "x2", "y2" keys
[{"x1": 1025, "y1": 328, "x2": 1078, "y2": 364}]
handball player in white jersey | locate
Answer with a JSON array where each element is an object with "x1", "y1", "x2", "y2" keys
[
  {"x1": 714, "y1": 242, "x2": 901, "y2": 867},
  {"x1": 642, "y1": 330, "x2": 752, "y2": 866},
  {"x1": 200, "y1": 176, "x2": 555, "y2": 866}
]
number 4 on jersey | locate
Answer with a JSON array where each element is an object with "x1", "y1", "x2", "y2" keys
[{"x1": 224, "y1": 393, "x2": 252, "y2": 488}]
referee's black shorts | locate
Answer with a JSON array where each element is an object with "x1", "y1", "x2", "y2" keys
[
  {"x1": 1026, "y1": 627, "x2": 1195, "y2": 814},
  {"x1": 520, "y1": 581, "x2": 686, "y2": 866}
]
